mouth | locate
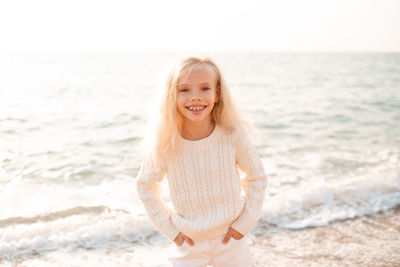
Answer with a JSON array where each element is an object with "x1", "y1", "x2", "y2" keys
[{"x1": 185, "y1": 105, "x2": 207, "y2": 114}]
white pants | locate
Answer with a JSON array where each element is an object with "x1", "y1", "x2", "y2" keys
[{"x1": 168, "y1": 234, "x2": 253, "y2": 267}]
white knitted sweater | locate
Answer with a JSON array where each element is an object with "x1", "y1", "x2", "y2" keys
[{"x1": 136, "y1": 125, "x2": 267, "y2": 242}]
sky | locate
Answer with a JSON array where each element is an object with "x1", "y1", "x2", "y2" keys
[{"x1": 0, "y1": 0, "x2": 399, "y2": 52}]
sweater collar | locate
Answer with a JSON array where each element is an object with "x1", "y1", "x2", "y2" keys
[{"x1": 178, "y1": 124, "x2": 220, "y2": 147}]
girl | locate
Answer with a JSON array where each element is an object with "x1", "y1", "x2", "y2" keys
[{"x1": 136, "y1": 55, "x2": 267, "y2": 267}]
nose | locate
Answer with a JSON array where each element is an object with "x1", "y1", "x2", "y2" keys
[{"x1": 189, "y1": 89, "x2": 202, "y2": 100}]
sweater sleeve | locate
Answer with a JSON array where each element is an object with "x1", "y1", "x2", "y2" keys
[
  {"x1": 136, "y1": 152, "x2": 181, "y2": 242},
  {"x1": 230, "y1": 127, "x2": 268, "y2": 236}
]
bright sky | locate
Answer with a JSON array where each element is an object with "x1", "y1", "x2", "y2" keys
[{"x1": 0, "y1": 0, "x2": 399, "y2": 52}]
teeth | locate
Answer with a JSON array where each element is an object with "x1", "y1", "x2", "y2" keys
[{"x1": 188, "y1": 106, "x2": 205, "y2": 111}]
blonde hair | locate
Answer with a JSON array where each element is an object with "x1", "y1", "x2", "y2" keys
[{"x1": 141, "y1": 55, "x2": 253, "y2": 159}]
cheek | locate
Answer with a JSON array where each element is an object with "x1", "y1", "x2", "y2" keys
[
  {"x1": 206, "y1": 93, "x2": 217, "y2": 103},
  {"x1": 176, "y1": 97, "x2": 186, "y2": 110}
]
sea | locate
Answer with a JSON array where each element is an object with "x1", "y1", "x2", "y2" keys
[{"x1": 1, "y1": 52, "x2": 399, "y2": 266}]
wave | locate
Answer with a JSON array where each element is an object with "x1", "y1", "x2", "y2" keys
[
  {"x1": 0, "y1": 205, "x2": 120, "y2": 227},
  {"x1": 261, "y1": 166, "x2": 400, "y2": 229},
  {"x1": 0, "y1": 206, "x2": 147, "y2": 261}
]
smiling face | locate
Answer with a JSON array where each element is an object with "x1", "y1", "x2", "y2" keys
[{"x1": 176, "y1": 65, "x2": 219, "y2": 127}]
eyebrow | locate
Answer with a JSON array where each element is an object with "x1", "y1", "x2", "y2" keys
[{"x1": 177, "y1": 82, "x2": 211, "y2": 87}]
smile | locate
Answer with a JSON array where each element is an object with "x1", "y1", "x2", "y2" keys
[{"x1": 185, "y1": 105, "x2": 207, "y2": 113}]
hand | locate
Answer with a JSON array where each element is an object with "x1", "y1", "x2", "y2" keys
[
  {"x1": 222, "y1": 226, "x2": 244, "y2": 244},
  {"x1": 174, "y1": 232, "x2": 195, "y2": 247}
]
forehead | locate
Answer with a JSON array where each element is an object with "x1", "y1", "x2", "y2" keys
[{"x1": 177, "y1": 65, "x2": 217, "y2": 85}]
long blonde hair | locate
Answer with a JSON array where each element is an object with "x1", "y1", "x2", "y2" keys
[{"x1": 141, "y1": 55, "x2": 252, "y2": 159}]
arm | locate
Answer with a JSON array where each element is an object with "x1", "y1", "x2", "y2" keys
[
  {"x1": 230, "y1": 127, "x2": 268, "y2": 236},
  {"x1": 136, "y1": 153, "x2": 180, "y2": 242}
]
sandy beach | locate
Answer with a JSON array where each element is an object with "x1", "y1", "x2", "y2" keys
[
  {"x1": 2, "y1": 206, "x2": 398, "y2": 267},
  {"x1": 250, "y1": 206, "x2": 400, "y2": 267}
]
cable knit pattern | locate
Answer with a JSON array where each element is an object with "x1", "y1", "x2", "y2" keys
[{"x1": 136, "y1": 125, "x2": 267, "y2": 242}]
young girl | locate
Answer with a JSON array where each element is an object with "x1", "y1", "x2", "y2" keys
[{"x1": 136, "y1": 55, "x2": 267, "y2": 267}]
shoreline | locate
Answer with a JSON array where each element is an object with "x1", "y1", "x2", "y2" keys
[{"x1": 1, "y1": 207, "x2": 399, "y2": 266}]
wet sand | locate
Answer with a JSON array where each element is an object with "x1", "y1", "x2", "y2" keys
[{"x1": 250, "y1": 207, "x2": 400, "y2": 267}]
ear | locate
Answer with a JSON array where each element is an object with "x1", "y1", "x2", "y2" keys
[{"x1": 215, "y1": 86, "x2": 220, "y2": 103}]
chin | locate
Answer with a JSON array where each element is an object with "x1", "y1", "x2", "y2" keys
[{"x1": 188, "y1": 117, "x2": 206, "y2": 122}]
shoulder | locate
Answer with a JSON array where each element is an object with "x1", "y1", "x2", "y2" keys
[
  {"x1": 215, "y1": 125, "x2": 245, "y2": 153},
  {"x1": 217, "y1": 124, "x2": 243, "y2": 137},
  {"x1": 227, "y1": 125, "x2": 259, "y2": 155},
  {"x1": 230, "y1": 125, "x2": 251, "y2": 144},
  {"x1": 210, "y1": 123, "x2": 257, "y2": 150},
  {"x1": 141, "y1": 148, "x2": 167, "y2": 168}
]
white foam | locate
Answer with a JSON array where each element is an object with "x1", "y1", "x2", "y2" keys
[
  {"x1": 0, "y1": 206, "x2": 158, "y2": 261},
  {"x1": 262, "y1": 167, "x2": 400, "y2": 229}
]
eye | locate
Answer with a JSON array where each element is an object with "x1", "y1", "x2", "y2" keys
[
  {"x1": 179, "y1": 88, "x2": 189, "y2": 92},
  {"x1": 202, "y1": 87, "x2": 210, "y2": 91}
]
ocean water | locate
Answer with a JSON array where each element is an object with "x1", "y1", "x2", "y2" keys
[{"x1": 1, "y1": 52, "x2": 399, "y2": 266}]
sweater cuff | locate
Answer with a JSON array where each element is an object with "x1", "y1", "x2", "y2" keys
[
  {"x1": 230, "y1": 215, "x2": 257, "y2": 237},
  {"x1": 162, "y1": 222, "x2": 181, "y2": 242}
]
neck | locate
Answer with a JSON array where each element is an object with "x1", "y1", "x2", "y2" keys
[{"x1": 180, "y1": 119, "x2": 216, "y2": 141}]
